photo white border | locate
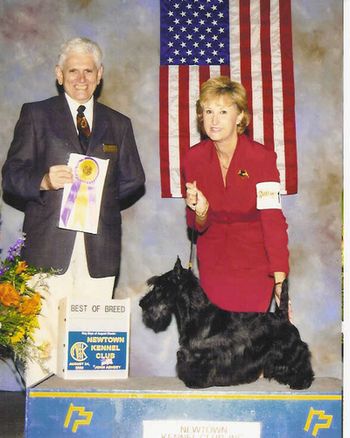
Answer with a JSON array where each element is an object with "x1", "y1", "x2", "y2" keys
[{"x1": 343, "y1": 0, "x2": 349, "y2": 435}]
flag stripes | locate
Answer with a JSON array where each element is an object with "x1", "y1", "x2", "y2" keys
[{"x1": 159, "y1": 0, "x2": 297, "y2": 197}]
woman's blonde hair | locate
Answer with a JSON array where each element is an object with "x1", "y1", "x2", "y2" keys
[{"x1": 196, "y1": 76, "x2": 250, "y2": 135}]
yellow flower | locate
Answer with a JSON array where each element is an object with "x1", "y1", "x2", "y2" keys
[
  {"x1": 11, "y1": 327, "x2": 25, "y2": 344},
  {"x1": 38, "y1": 341, "x2": 52, "y2": 360},
  {"x1": 27, "y1": 316, "x2": 40, "y2": 338},
  {"x1": 15, "y1": 261, "x2": 28, "y2": 274},
  {"x1": 0, "y1": 282, "x2": 20, "y2": 307},
  {"x1": 20, "y1": 273, "x2": 33, "y2": 281}
]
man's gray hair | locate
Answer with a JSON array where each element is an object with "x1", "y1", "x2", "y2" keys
[{"x1": 57, "y1": 37, "x2": 103, "y2": 68}]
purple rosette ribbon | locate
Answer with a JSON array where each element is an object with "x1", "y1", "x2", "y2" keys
[{"x1": 61, "y1": 157, "x2": 99, "y2": 227}]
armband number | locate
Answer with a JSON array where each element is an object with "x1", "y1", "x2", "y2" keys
[{"x1": 256, "y1": 182, "x2": 281, "y2": 210}]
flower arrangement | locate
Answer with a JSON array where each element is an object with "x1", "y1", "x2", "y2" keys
[{"x1": 0, "y1": 237, "x2": 51, "y2": 368}]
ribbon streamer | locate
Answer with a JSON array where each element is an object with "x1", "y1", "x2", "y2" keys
[{"x1": 60, "y1": 158, "x2": 99, "y2": 227}]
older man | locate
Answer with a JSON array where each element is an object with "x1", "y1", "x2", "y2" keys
[{"x1": 2, "y1": 37, "x2": 145, "y2": 385}]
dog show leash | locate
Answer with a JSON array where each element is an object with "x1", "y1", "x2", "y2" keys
[{"x1": 187, "y1": 209, "x2": 200, "y2": 271}]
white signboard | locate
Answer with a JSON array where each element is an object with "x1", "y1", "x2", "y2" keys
[
  {"x1": 57, "y1": 298, "x2": 130, "y2": 379},
  {"x1": 143, "y1": 420, "x2": 261, "y2": 438}
]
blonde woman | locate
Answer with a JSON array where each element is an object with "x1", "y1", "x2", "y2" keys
[{"x1": 184, "y1": 76, "x2": 289, "y2": 313}]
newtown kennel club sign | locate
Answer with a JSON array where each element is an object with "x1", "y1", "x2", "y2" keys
[
  {"x1": 57, "y1": 298, "x2": 130, "y2": 379},
  {"x1": 68, "y1": 331, "x2": 127, "y2": 371}
]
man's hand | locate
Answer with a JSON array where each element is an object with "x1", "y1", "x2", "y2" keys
[{"x1": 40, "y1": 165, "x2": 73, "y2": 190}]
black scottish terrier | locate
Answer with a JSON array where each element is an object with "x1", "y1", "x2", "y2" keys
[{"x1": 139, "y1": 258, "x2": 314, "y2": 389}]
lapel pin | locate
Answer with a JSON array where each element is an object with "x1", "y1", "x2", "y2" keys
[{"x1": 238, "y1": 169, "x2": 249, "y2": 178}]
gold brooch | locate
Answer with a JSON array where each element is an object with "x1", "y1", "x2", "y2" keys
[{"x1": 238, "y1": 169, "x2": 249, "y2": 178}]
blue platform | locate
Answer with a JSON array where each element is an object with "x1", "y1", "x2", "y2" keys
[{"x1": 26, "y1": 376, "x2": 342, "y2": 437}]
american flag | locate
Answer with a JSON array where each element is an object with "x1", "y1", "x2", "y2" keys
[{"x1": 159, "y1": 0, "x2": 297, "y2": 197}]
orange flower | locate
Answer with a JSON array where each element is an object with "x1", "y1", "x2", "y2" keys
[
  {"x1": 0, "y1": 282, "x2": 20, "y2": 307},
  {"x1": 15, "y1": 261, "x2": 28, "y2": 274},
  {"x1": 20, "y1": 293, "x2": 42, "y2": 315}
]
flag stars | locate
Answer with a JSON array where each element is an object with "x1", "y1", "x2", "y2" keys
[{"x1": 162, "y1": 0, "x2": 229, "y2": 66}]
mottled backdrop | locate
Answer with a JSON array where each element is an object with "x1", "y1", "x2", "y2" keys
[{"x1": 0, "y1": 0, "x2": 342, "y2": 389}]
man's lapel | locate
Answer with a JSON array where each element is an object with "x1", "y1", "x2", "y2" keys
[
  {"x1": 49, "y1": 95, "x2": 84, "y2": 153},
  {"x1": 49, "y1": 96, "x2": 109, "y2": 155},
  {"x1": 88, "y1": 102, "x2": 108, "y2": 151}
]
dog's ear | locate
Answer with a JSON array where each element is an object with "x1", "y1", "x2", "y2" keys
[
  {"x1": 174, "y1": 256, "x2": 183, "y2": 278},
  {"x1": 174, "y1": 256, "x2": 183, "y2": 269},
  {"x1": 146, "y1": 275, "x2": 158, "y2": 287}
]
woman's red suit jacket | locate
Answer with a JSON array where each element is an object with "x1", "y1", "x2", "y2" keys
[{"x1": 183, "y1": 134, "x2": 289, "y2": 312}]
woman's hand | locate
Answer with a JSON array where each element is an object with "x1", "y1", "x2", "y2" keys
[
  {"x1": 185, "y1": 181, "x2": 209, "y2": 217},
  {"x1": 274, "y1": 273, "x2": 293, "y2": 322}
]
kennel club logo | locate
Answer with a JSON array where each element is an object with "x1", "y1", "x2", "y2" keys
[
  {"x1": 70, "y1": 342, "x2": 88, "y2": 362},
  {"x1": 68, "y1": 331, "x2": 127, "y2": 371}
]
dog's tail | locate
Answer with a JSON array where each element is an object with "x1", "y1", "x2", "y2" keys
[{"x1": 276, "y1": 279, "x2": 289, "y2": 319}]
